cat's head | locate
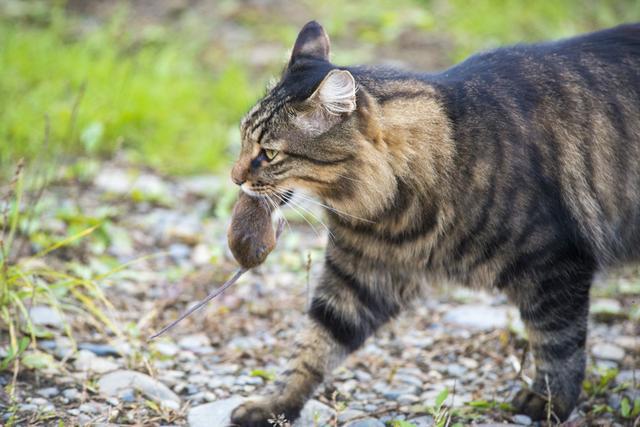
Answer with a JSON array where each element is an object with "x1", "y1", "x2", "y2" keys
[{"x1": 231, "y1": 21, "x2": 396, "y2": 218}]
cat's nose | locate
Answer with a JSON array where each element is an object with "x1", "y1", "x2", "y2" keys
[{"x1": 231, "y1": 161, "x2": 248, "y2": 186}]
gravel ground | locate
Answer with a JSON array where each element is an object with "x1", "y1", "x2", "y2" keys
[{"x1": 2, "y1": 163, "x2": 638, "y2": 426}]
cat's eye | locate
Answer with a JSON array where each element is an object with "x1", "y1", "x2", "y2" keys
[{"x1": 264, "y1": 149, "x2": 278, "y2": 161}]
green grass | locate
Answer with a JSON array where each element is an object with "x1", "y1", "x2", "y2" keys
[
  {"x1": 428, "y1": 0, "x2": 640, "y2": 60},
  {"x1": 2, "y1": 1, "x2": 637, "y2": 175},
  {"x1": 0, "y1": 8, "x2": 258, "y2": 175}
]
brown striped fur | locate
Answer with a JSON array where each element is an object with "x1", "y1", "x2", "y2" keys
[{"x1": 229, "y1": 21, "x2": 640, "y2": 425}]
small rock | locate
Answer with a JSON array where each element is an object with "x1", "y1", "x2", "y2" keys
[
  {"x1": 616, "y1": 370, "x2": 637, "y2": 385},
  {"x1": 62, "y1": 388, "x2": 80, "y2": 401},
  {"x1": 592, "y1": 343, "x2": 625, "y2": 362},
  {"x1": 19, "y1": 403, "x2": 38, "y2": 412},
  {"x1": 614, "y1": 336, "x2": 639, "y2": 353},
  {"x1": 409, "y1": 416, "x2": 435, "y2": 427},
  {"x1": 98, "y1": 370, "x2": 180, "y2": 409},
  {"x1": 78, "y1": 343, "x2": 121, "y2": 357},
  {"x1": 338, "y1": 408, "x2": 367, "y2": 423},
  {"x1": 36, "y1": 387, "x2": 59, "y2": 398},
  {"x1": 295, "y1": 399, "x2": 336, "y2": 427},
  {"x1": 188, "y1": 396, "x2": 244, "y2": 427},
  {"x1": 74, "y1": 350, "x2": 119, "y2": 373},
  {"x1": 591, "y1": 298, "x2": 626, "y2": 322},
  {"x1": 512, "y1": 414, "x2": 532, "y2": 425},
  {"x1": 446, "y1": 364, "x2": 467, "y2": 377},
  {"x1": 443, "y1": 304, "x2": 520, "y2": 330},
  {"x1": 187, "y1": 397, "x2": 335, "y2": 427},
  {"x1": 178, "y1": 334, "x2": 212, "y2": 353},
  {"x1": 344, "y1": 418, "x2": 385, "y2": 427},
  {"x1": 154, "y1": 341, "x2": 180, "y2": 357},
  {"x1": 28, "y1": 306, "x2": 64, "y2": 328},
  {"x1": 191, "y1": 244, "x2": 212, "y2": 266},
  {"x1": 398, "y1": 394, "x2": 420, "y2": 405}
]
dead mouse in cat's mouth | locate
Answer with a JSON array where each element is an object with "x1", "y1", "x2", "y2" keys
[
  {"x1": 227, "y1": 191, "x2": 280, "y2": 269},
  {"x1": 148, "y1": 191, "x2": 284, "y2": 339}
]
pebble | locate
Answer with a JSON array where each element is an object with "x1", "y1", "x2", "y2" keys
[
  {"x1": 512, "y1": 414, "x2": 532, "y2": 425},
  {"x1": 28, "y1": 306, "x2": 64, "y2": 328},
  {"x1": 409, "y1": 415, "x2": 435, "y2": 427},
  {"x1": 178, "y1": 334, "x2": 212, "y2": 354},
  {"x1": 187, "y1": 398, "x2": 335, "y2": 427},
  {"x1": 63, "y1": 388, "x2": 80, "y2": 401},
  {"x1": 36, "y1": 387, "x2": 59, "y2": 398},
  {"x1": 446, "y1": 364, "x2": 467, "y2": 377},
  {"x1": 78, "y1": 343, "x2": 121, "y2": 357},
  {"x1": 443, "y1": 304, "x2": 520, "y2": 330},
  {"x1": 154, "y1": 341, "x2": 180, "y2": 357},
  {"x1": 592, "y1": 342, "x2": 626, "y2": 362},
  {"x1": 98, "y1": 370, "x2": 181, "y2": 409},
  {"x1": 338, "y1": 408, "x2": 367, "y2": 423},
  {"x1": 74, "y1": 349, "x2": 119, "y2": 373},
  {"x1": 188, "y1": 396, "x2": 244, "y2": 427},
  {"x1": 591, "y1": 298, "x2": 626, "y2": 322},
  {"x1": 614, "y1": 336, "x2": 639, "y2": 352},
  {"x1": 344, "y1": 418, "x2": 385, "y2": 427},
  {"x1": 616, "y1": 369, "x2": 637, "y2": 385}
]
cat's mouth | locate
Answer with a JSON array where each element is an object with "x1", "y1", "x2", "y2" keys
[{"x1": 240, "y1": 182, "x2": 293, "y2": 206}]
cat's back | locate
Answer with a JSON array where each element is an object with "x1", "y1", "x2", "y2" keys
[
  {"x1": 432, "y1": 23, "x2": 640, "y2": 264},
  {"x1": 438, "y1": 23, "x2": 640, "y2": 90}
]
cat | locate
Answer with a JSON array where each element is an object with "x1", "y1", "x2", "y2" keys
[{"x1": 228, "y1": 20, "x2": 640, "y2": 426}]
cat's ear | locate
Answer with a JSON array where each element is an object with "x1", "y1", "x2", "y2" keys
[
  {"x1": 311, "y1": 69, "x2": 357, "y2": 115},
  {"x1": 294, "y1": 69, "x2": 356, "y2": 134},
  {"x1": 289, "y1": 21, "x2": 330, "y2": 66}
]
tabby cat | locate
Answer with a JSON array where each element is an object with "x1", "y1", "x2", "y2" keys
[{"x1": 228, "y1": 21, "x2": 640, "y2": 425}]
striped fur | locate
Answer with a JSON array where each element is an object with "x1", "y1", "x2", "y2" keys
[{"x1": 230, "y1": 21, "x2": 640, "y2": 425}]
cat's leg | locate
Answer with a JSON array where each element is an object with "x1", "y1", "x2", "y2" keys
[
  {"x1": 230, "y1": 257, "x2": 401, "y2": 427},
  {"x1": 510, "y1": 268, "x2": 592, "y2": 422}
]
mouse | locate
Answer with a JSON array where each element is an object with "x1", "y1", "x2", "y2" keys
[{"x1": 227, "y1": 192, "x2": 277, "y2": 269}]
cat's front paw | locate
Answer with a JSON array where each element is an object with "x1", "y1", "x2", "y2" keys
[
  {"x1": 230, "y1": 398, "x2": 297, "y2": 427},
  {"x1": 511, "y1": 388, "x2": 574, "y2": 422}
]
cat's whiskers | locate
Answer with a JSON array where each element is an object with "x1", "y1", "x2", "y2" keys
[
  {"x1": 271, "y1": 191, "x2": 325, "y2": 241},
  {"x1": 290, "y1": 191, "x2": 375, "y2": 224},
  {"x1": 273, "y1": 190, "x2": 335, "y2": 242}
]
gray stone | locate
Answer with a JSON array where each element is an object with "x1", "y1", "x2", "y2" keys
[
  {"x1": 29, "y1": 306, "x2": 64, "y2": 328},
  {"x1": 512, "y1": 414, "x2": 532, "y2": 425},
  {"x1": 443, "y1": 304, "x2": 521, "y2": 330},
  {"x1": 592, "y1": 342, "x2": 625, "y2": 362},
  {"x1": 295, "y1": 399, "x2": 335, "y2": 427},
  {"x1": 344, "y1": 418, "x2": 385, "y2": 427},
  {"x1": 397, "y1": 394, "x2": 420, "y2": 405},
  {"x1": 154, "y1": 341, "x2": 180, "y2": 357},
  {"x1": 338, "y1": 408, "x2": 367, "y2": 423},
  {"x1": 98, "y1": 370, "x2": 180, "y2": 410},
  {"x1": 188, "y1": 396, "x2": 244, "y2": 427},
  {"x1": 409, "y1": 416, "x2": 435, "y2": 427},
  {"x1": 62, "y1": 388, "x2": 80, "y2": 401},
  {"x1": 591, "y1": 298, "x2": 626, "y2": 322},
  {"x1": 74, "y1": 350, "x2": 119, "y2": 373},
  {"x1": 36, "y1": 387, "x2": 59, "y2": 398},
  {"x1": 78, "y1": 343, "x2": 121, "y2": 357},
  {"x1": 446, "y1": 364, "x2": 467, "y2": 377},
  {"x1": 178, "y1": 334, "x2": 212, "y2": 353},
  {"x1": 187, "y1": 398, "x2": 335, "y2": 427},
  {"x1": 616, "y1": 370, "x2": 637, "y2": 385}
]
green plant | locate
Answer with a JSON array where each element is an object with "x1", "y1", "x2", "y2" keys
[
  {"x1": 0, "y1": 161, "x2": 122, "y2": 383},
  {"x1": 0, "y1": 7, "x2": 258, "y2": 175}
]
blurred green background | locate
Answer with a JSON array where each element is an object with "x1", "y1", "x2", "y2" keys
[{"x1": 2, "y1": 0, "x2": 639, "y2": 175}]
